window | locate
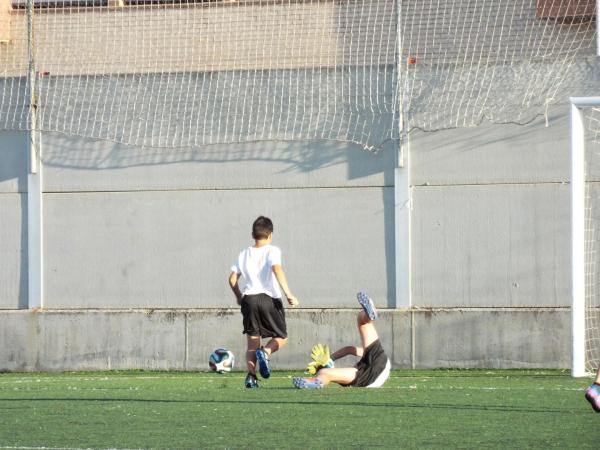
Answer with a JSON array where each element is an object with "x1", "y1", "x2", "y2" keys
[
  {"x1": 10, "y1": 0, "x2": 228, "y2": 7},
  {"x1": 11, "y1": 0, "x2": 107, "y2": 8}
]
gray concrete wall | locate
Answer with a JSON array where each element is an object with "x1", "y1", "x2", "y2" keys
[
  {"x1": 2, "y1": 53, "x2": 598, "y2": 371},
  {"x1": 0, "y1": 309, "x2": 569, "y2": 371},
  {"x1": 409, "y1": 106, "x2": 575, "y2": 309},
  {"x1": 412, "y1": 183, "x2": 569, "y2": 308},
  {"x1": 0, "y1": 101, "x2": 580, "y2": 370},
  {"x1": 39, "y1": 132, "x2": 396, "y2": 309}
]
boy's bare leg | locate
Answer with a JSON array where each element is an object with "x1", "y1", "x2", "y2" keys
[
  {"x1": 246, "y1": 335, "x2": 261, "y2": 373},
  {"x1": 357, "y1": 309, "x2": 379, "y2": 350},
  {"x1": 255, "y1": 336, "x2": 287, "y2": 379},
  {"x1": 314, "y1": 367, "x2": 358, "y2": 386},
  {"x1": 329, "y1": 298, "x2": 380, "y2": 360},
  {"x1": 263, "y1": 337, "x2": 287, "y2": 356}
]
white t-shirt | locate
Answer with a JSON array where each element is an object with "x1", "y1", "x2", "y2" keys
[{"x1": 231, "y1": 244, "x2": 283, "y2": 299}]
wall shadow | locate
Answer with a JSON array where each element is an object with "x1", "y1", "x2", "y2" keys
[
  {"x1": 1, "y1": 127, "x2": 399, "y2": 310},
  {"x1": 0, "y1": 130, "x2": 29, "y2": 309}
]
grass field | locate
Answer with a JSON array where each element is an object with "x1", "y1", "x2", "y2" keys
[{"x1": 0, "y1": 369, "x2": 597, "y2": 449}]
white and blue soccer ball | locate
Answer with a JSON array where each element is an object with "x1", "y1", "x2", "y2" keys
[{"x1": 209, "y1": 348, "x2": 235, "y2": 373}]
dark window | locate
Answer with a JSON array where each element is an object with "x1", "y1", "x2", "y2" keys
[
  {"x1": 125, "y1": 0, "x2": 218, "y2": 4},
  {"x1": 11, "y1": 0, "x2": 107, "y2": 8},
  {"x1": 11, "y1": 0, "x2": 226, "y2": 7}
]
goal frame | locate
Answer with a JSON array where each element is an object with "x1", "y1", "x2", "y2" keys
[{"x1": 571, "y1": 96, "x2": 600, "y2": 377}]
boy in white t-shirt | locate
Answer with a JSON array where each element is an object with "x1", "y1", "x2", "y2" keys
[{"x1": 229, "y1": 216, "x2": 299, "y2": 388}]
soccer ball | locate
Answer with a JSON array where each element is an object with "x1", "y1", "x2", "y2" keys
[{"x1": 209, "y1": 348, "x2": 235, "y2": 373}]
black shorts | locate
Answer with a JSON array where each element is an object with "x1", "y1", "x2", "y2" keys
[
  {"x1": 241, "y1": 293, "x2": 287, "y2": 339},
  {"x1": 352, "y1": 339, "x2": 390, "y2": 387}
]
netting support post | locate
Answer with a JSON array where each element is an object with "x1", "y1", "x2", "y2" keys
[
  {"x1": 597, "y1": 0, "x2": 600, "y2": 56},
  {"x1": 394, "y1": 0, "x2": 411, "y2": 309},
  {"x1": 27, "y1": 0, "x2": 43, "y2": 309},
  {"x1": 27, "y1": 136, "x2": 43, "y2": 310},
  {"x1": 395, "y1": 131, "x2": 411, "y2": 309}
]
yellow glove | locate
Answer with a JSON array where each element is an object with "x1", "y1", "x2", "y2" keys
[
  {"x1": 305, "y1": 360, "x2": 320, "y2": 375},
  {"x1": 305, "y1": 344, "x2": 334, "y2": 375},
  {"x1": 311, "y1": 344, "x2": 331, "y2": 366}
]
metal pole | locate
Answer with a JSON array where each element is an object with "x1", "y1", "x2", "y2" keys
[
  {"x1": 27, "y1": 0, "x2": 37, "y2": 174},
  {"x1": 596, "y1": 0, "x2": 600, "y2": 56},
  {"x1": 395, "y1": 0, "x2": 411, "y2": 309}
]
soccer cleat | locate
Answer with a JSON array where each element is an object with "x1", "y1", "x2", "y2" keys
[
  {"x1": 255, "y1": 347, "x2": 271, "y2": 379},
  {"x1": 292, "y1": 377, "x2": 324, "y2": 389},
  {"x1": 585, "y1": 384, "x2": 600, "y2": 412},
  {"x1": 244, "y1": 373, "x2": 259, "y2": 389},
  {"x1": 357, "y1": 292, "x2": 378, "y2": 320}
]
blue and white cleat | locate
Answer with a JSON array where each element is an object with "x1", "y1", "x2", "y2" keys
[
  {"x1": 255, "y1": 347, "x2": 271, "y2": 379},
  {"x1": 244, "y1": 372, "x2": 259, "y2": 389},
  {"x1": 293, "y1": 377, "x2": 324, "y2": 389},
  {"x1": 357, "y1": 292, "x2": 378, "y2": 320},
  {"x1": 585, "y1": 384, "x2": 600, "y2": 412}
]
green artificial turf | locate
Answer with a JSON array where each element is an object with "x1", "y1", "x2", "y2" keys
[{"x1": 0, "y1": 369, "x2": 597, "y2": 449}]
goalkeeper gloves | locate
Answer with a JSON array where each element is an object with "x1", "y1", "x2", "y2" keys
[{"x1": 305, "y1": 343, "x2": 334, "y2": 375}]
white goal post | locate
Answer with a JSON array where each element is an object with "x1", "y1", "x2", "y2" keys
[{"x1": 571, "y1": 96, "x2": 600, "y2": 377}]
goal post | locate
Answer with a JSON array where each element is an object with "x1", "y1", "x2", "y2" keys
[{"x1": 571, "y1": 96, "x2": 600, "y2": 377}]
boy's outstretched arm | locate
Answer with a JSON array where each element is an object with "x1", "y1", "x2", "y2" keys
[
  {"x1": 331, "y1": 346, "x2": 363, "y2": 360},
  {"x1": 305, "y1": 345, "x2": 362, "y2": 376},
  {"x1": 228, "y1": 271, "x2": 243, "y2": 305},
  {"x1": 272, "y1": 264, "x2": 299, "y2": 306}
]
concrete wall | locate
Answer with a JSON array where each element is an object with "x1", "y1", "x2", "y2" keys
[
  {"x1": 1, "y1": 1, "x2": 590, "y2": 76},
  {"x1": 1, "y1": 0, "x2": 598, "y2": 370},
  {"x1": 2, "y1": 1, "x2": 396, "y2": 76},
  {"x1": 0, "y1": 309, "x2": 570, "y2": 371},
  {"x1": 38, "y1": 132, "x2": 396, "y2": 309},
  {"x1": 411, "y1": 108, "x2": 572, "y2": 308},
  {"x1": 0, "y1": 100, "x2": 582, "y2": 370}
]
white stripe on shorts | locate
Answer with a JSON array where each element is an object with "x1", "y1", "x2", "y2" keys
[{"x1": 366, "y1": 358, "x2": 391, "y2": 388}]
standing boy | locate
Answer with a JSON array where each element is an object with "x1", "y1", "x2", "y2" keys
[
  {"x1": 229, "y1": 216, "x2": 299, "y2": 388},
  {"x1": 293, "y1": 292, "x2": 390, "y2": 389}
]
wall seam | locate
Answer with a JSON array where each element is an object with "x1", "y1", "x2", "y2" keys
[{"x1": 184, "y1": 312, "x2": 188, "y2": 370}]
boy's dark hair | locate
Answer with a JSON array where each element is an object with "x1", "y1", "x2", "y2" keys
[{"x1": 252, "y1": 216, "x2": 274, "y2": 240}]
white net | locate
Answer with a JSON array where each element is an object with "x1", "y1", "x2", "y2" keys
[
  {"x1": 584, "y1": 105, "x2": 600, "y2": 375},
  {"x1": 400, "y1": 0, "x2": 597, "y2": 131},
  {"x1": 0, "y1": 0, "x2": 597, "y2": 150}
]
